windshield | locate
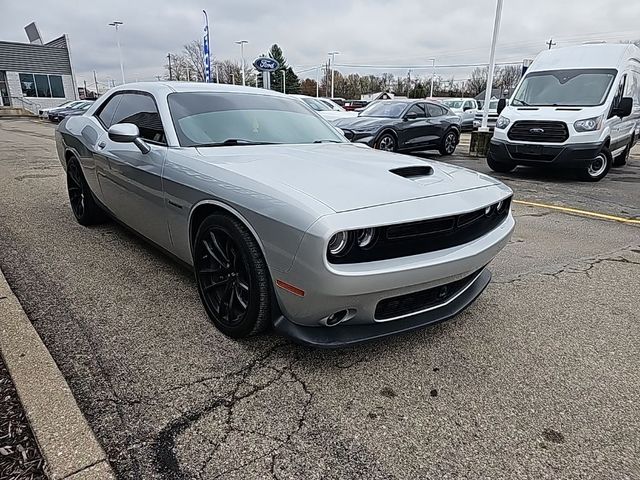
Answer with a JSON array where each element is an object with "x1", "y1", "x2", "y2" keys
[
  {"x1": 168, "y1": 92, "x2": 345, "y2": 147},
  {"x1": 512, "y1": 69, "x2": 617, "y2": 107},
  {"x1": 442, "y1": 100, "x2": 463, "y2": 109},
  {"x1": 299, "y1": 97, "x2": 331, "y2": 111},
  {"x1": 359, "y1": 101, "x2": 407, "y2": 118}
]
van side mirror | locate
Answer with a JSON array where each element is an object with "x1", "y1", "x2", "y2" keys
[
  {"x1": 108, "y1": 123, "x2": 150, "y2": 154},
  {"x1": 615, "y1": 97, "x2": 633, "y2": 118},
  {"x1": 497, "y1": 98, "x2": 507, "y2": 115}
]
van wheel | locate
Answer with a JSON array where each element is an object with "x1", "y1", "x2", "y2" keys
[
  {"x1": 581, "y1": 148, "x2": 611, "y2": 182},
  {"x1": 613, "y1": 136, "x2": 633, "y2": 166},
  {"x1": 487, "y1": 155, "x2": 516, "y2": 173}
]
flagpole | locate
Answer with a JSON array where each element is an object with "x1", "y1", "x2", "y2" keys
[{"x1": 203, "y1": 10, "x2": 212, "y2": 82}]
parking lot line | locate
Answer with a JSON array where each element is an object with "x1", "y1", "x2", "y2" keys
[{"x1": 514, "y1": 199, "x2": 640, "y2": 225}]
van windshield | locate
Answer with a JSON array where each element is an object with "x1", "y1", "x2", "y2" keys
[{"x1": 512, "y1": 69, "x2": 617, "y2": 107}]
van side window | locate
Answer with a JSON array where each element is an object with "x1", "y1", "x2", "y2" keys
[{"x1": 610, "y1": 74, "x2": 627, "y2": 117}]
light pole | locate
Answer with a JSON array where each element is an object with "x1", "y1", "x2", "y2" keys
[
  {"x1": 108, "y1": 21, "x2": 125, "y2": 84},
  {"x1": 316, "y1": 66, "x2": 319, "y2": 97},
  {"x1": 282, "y1": 70, "x2": 286, "y2": 94},
  {"x1": 328, "y1": 51, "x2": 339, "y2": 98},
  {"x1": 480, "y1": 0, "x2": 504, "y2": 132},
  {"x1": 429, "y1": 58, "x2": 436, "y2": 98},
  {"x1": 235, "y1": 40, "x2": 248, "y2": 86}
]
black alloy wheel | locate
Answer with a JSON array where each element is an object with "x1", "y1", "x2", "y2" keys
[
  {"x1": 194, "y1": 214, "x2": 271, "y2": 338},
  {"x1": 439, "y1": 130, "x2": 458, "y2": 156},
  {"x1": 66, "y1": 158, "x2": 105, "y2": 225},
  {"x1": 375, "y1": 133, "x2": 397, "y2": 152}
]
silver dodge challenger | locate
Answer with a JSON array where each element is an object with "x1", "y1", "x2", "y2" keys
[{"x1": 55, "y1": 82, "x2": 514, "y2": 347}]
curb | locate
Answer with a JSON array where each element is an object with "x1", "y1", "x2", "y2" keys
[{"x1": 0, "y1": 268, "x2": 115, "y2": 480}]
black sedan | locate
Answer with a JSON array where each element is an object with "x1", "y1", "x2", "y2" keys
[
  {"x1": 334, "y1": 100, "x2": 461, "y2": 155},
  {"x1": 48, "y1": 101, "x2": 93, "y2": 122}
]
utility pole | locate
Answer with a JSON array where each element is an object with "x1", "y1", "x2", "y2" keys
[
  {"x1": 93, "y1": 70, "x2": 99, "y2": 95},
  {"x1": 546, "y1": 38, "x2": 556, "y2": 49},
  {"x1": 316, "y1": 66, "x2": 319, "y2": 97},
  {"x1": 167, "y1": 53, "x2": 172, "y2": 80},
  {"x1": 235, "y1": 40, "x2": 248, "y2": 86},
  {"x1": 430, "y1": 58, "x2": 436, "y2": 98},
  {"x1": 328, "y1": 51, "x2": 339, "y2": 98},
  {"x1": 108, "y1": 21, "x2": 125, "y2": 84},
  {"x1": 480, "y1": 0, "x2": 504, "y2": 132}
]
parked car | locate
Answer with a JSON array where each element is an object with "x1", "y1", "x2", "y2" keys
[
  {"x1": 489, "y1": 43, "x2": 640, "y2": 181},
  {"x1": 440, "y1": 98, "x2": 479, "y2": 131},
  {"x1": 39, "y1": 100, "x2": 86, "y2": 118},
  {"x1": 48, "y1": 101, "x2": 93, "y2": 122},
  {"x1": 291, "y1": 94, "x2": 357, "y2": 122},
  {"x1": 473, "y1": 100, "x2": 499, "y2": 130},
  {"x1": 334, "y1": 99, "x2": 461, "y2": 155},
  {"x1": 55, "y1": 82, "x2": 513, "y2": 347},
  {"x1": 330, "y1": 97, "x2": 346, "y2": 107},
  {"x1": 319, "y1": 98, "x2": 348, "y2": 112},
  {"x1": 344, "y1": 100, "x2": 369, "y2": 111}
]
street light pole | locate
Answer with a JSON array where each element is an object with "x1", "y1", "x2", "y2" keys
[
  {"x1": 328, "y1": 51, "x2": 339, "y2": 98},
  {"x1": 429, "y1": 58, "x2": 436, "y2": 98},
  {"x1": 108, "y1": 21, "x2": 125, "y2": 84},
  {"x1": 235, "y1": 40, "x2": 248, "y2": 86},
  {"x1": 282, "y1": 70, "x2": 286, "y2": 94},
  {"x1": 316, "y1": 66, "x2": 319, "y2": 97},
  {"x1": 480, "y1": 0, "x2": 504, "y2": 132}
]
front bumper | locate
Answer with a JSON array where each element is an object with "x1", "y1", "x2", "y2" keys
[
  {"x1": 274, "y1": 268, "x2": 491, "y2": 348},
  {"x1": 489, "y1": 138, "x2": 604, "y2": 167}
]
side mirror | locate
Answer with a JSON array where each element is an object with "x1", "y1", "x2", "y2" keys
[
  {"x1": 497, "y1": 98, "x2": 507, "y2": 115},
  {"x1": 339, "y1": 128, "x2": 355, "y2": 141},
  {"x1": 404, "y1": 111, "x2": 418, "y2": 121},
  {"x1": 108, "y1": 123, "x2": 150, "y2": 154},
  {"x1": 615, "y1": 97, "x2": 633, "y2": 118}
]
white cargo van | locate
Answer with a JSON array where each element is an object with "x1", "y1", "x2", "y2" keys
[{"x1": 488, "y1": 43, "x2": 640, "y2": 181}]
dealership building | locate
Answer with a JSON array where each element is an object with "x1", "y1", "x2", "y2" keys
[{"x1": 0, "y1": 23, "x2": 78, "y2": 113}]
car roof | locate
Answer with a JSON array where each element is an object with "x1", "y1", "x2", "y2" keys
[{"x1": 106, "y1": 81, "x2": 289, "y2": 98}]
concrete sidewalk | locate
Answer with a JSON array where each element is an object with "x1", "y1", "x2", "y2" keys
[{"x1": 0, "y1": 268, "x2": 115, "y2": 480}]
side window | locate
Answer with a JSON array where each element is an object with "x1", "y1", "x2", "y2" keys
[
  {"x1": 427, "y1": 104, "x2": 445, "y2": 117},
  {"x1": 407, "y1": 103, "x2": 426, "y2": 117},
  {"x1": 97, "y1": 94, "x2": 123, "y2": 128},
  {"x1": 111, "y1": 93, "x2": 166, "y2": 144},
  {"x1": 462, "y1": 101, "x2": 472, "y2": 111}
]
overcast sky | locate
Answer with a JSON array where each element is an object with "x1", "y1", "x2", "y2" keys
[{"x1": 2, "y1": 0, "x2": 639, "y2": 89}]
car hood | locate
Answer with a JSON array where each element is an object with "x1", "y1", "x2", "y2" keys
[
  {"x1": 196, "y1": 143, "x2": 501, "y2": 213},
  {"x1": 332, "y1": 116, "x2": 394, "y2": 131},
  {"x1": 317, "y1": 111, "x2": 358, "y2": 122}
]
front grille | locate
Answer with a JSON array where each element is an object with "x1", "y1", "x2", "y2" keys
[
  {"x1": 375, "y1": 268, "x2": 483, "y2": 320},
  {"x1": 328, "y1": 197, "x2": 511, "y2": 264},
  {"x1": 507, "y1": 121, "x2": 569, "y2": 143}
]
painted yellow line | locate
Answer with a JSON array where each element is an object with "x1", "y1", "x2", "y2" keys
[{"x1": 514, "y1": 200, "x2": 640, "y2": 225}]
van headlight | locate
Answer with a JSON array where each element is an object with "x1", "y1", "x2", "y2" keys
[
  {"x1": 495, "y1": 116, "x2": 510, "y2": 129},
  {"x1": 574, "y1": 116, "x2": 603, "y2": 132}
]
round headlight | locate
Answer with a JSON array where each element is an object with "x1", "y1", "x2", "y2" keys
[
  {"x1": 328, "y1": 231, "x2": 350, "y2": 256},
  {"x1": 356, "y1": 228, "x2": 376, "y2": 248}
]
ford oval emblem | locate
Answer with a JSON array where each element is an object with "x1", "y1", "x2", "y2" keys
[
  {"x1": 252, "y1": 57, "x2": 280, "y2": 72},
  {"x1": 529, "y1": 128, "x2": 545, "y2": 134}
]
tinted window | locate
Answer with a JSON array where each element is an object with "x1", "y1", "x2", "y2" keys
[
  {"x1": 360, "y1": 101, "x2": 407, "y2": 118},
  {"x1": 111, "y1": 93, "x2": 166, "y2": 144},
  {"x1": 19, "y1": 73, "x2": 36, "y2": 97},
  {"x1": 168, "y1": 92, "x2": 344, "y2": 147},
  {"x1": 97, "y1": 94, "x2": 123, "y2": 128},
  {"x1": 34, "y1": 75, "x2": 51, "y2": 97},
  {"x1": 49, "y1": 75, "x2": 65, "y2": 98},
  {"x1": 427, "y1": 104, "x2": 446, "y2": 117}
]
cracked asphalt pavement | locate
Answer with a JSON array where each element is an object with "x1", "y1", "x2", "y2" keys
[{"x1": 0, "y1": 120, "x2": 638, "y2": 479}]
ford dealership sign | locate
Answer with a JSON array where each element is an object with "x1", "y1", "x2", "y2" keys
[{"x1": 253, "y1": 57, "x2": 280, "y2": 72}]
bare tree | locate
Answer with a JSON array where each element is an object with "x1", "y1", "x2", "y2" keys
[
  {"x1": 183, "y1": 40, "x2": 206, "y2": 82},
  {"x1": 496, "y1": 64, "x2": 522, "y2": 93}
]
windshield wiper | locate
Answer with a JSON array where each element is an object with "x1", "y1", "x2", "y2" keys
[
  {"x1": 313, "y1": 139, "x2": 342, "y2": 143},
  {"x1": 196, "y1": 139, "x2": 278, "y2": 147}
]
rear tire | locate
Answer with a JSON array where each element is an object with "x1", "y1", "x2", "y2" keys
[
  {"x1": 439, "y1": 130, "x2": 458, "y2": 156},
  {"x1": 487, "y1": 155, "x2": 516, "y2": 173},
  {"x1": 66, "y1": 157, "x2": 106, "y2": 226},
  {"x1": 193, "y1": 214, "x2": 271, "y2": 338},
  {"x1": 580, "y1": 147, "x2": 611, "y2": 182}
]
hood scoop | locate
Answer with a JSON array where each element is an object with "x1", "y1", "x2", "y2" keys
[{"x1": 390, "y1": 165, "x2": 434, "y2": 179}]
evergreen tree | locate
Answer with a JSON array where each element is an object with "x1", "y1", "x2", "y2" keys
[{"x1": 261, "y1": 44, "x2": 300, "y2": 94}]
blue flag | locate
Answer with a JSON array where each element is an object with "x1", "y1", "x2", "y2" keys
[{"x1": 203, "y1": 10, "x2": 211, "y2": 82}]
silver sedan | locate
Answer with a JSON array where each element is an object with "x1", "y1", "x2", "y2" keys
[{"x1": 55, "y1": 82, "x2": 514, "y2": 347}]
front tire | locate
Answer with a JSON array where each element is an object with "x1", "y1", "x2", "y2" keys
[
  {"x1": 193, "y1": 214, "x2": 271, "y2": 338},
  {"x1": 487, "y1": 155, "x2": 516, "y2": 173},
  {"x1": 613, "y1": 136, "x2": 633, "y2": 167},
  {"x1": 439, "y1": 130, "x2": 458, "y2": 156},
  {"x1": 580, "y1": 148, "x2": 611, "y2": 182},
  {"x1": 375, "y1": 132, "x2": 397, "y2": 152},
  {"x1": 66, "y1": 158, "x2": 105, "y2": 226}
]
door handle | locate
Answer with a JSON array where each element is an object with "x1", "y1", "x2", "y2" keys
[{"x1": 97, "y1": 141, "x2": 106, "y2": 149}]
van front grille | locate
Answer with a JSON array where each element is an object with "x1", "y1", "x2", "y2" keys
[{"x1": 507, "y1": 121, "x2": 569, "y2": 143}]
